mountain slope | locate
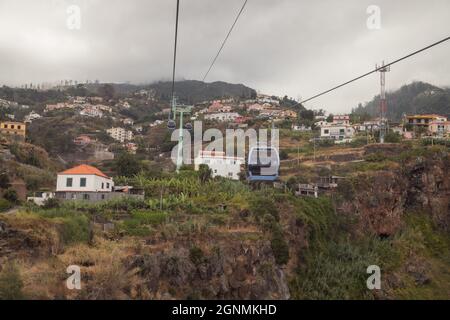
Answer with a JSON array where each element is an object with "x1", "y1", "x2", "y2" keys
[
  {"x1": 352, "y1": 82, "x2": 450, "y2": 121},
  {"x1": 147, "y1": 80, "x2": 257, "y2": 104}
]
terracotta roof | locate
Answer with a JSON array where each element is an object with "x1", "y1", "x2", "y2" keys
[{"x1": 59, "y1": 164, "x2": 109, "y2": 178}]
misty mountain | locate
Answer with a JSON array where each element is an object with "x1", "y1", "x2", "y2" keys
[
  {"x1": 146, "y1": 80, "x2": 257, "y2": 104},
  {"x1": 85, "y1": 80, "x2": 257, "y2": 105},
  {"x1": 352, "y1": 81, "x2": 450, "y2": 121}
]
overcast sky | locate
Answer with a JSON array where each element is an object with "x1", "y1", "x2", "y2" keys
[{"x1": 1, "y1": 0, "x2": 449, "y2": 113}]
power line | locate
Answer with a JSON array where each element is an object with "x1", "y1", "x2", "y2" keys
[
  {"x1": 202, "y1": 0, "x2": 248, "y2": 82},
  {"x1": 295, "y1": 36, "x2": 450, "y2": 107},
  {"x1": 171, "y1": 0, "x2": 180, "y2": 104}
]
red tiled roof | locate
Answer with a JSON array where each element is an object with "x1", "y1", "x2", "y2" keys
[{"x1": 59, "y1": 164, "x2": 109, "y2": 178}]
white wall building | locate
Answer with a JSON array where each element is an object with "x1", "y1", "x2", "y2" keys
[
  {"x1": 320, "y1": 124, "x2": 355, "y2": 141},
  {"x1": 204, "y1": 112, "x2": 240, "y2": 122},
  {"x1": 56, "y1": 164, "x2": 114, "y2": 193},
  {"x1": 333, "y1": 115, "x2": 350, "y2": 125},
  {"x1": 107, "y1": 127, "x2": 133, "y2": 142},
  {"x1": 194, "y1": 151, "x2": 244, "y2": 180},
  {"x1": 24, "y1": 111, "x2": 42, "y2": 123}
]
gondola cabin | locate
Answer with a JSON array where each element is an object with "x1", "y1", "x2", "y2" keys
[{"x1": 247, "y1": 146, "x2": 280, "y2": 182}]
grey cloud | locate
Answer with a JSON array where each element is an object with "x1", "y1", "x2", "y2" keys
[{"x1": 0, "y1": 0, "x2": 449, "y2": 113}]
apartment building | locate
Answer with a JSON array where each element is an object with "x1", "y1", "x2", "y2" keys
[
  {"x1": 0, "y1": 121, "x2": 26, "y2": 139},
  {"x1": 107, "y1": 127, "x2": 133, "y2": 142}
]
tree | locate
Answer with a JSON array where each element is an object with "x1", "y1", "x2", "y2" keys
[
  {"x1": 279, "y1": 150, "x2": 289, "y2": 160},
  {"x1": 3, "y1": 189, "x2": 18, "y2": 203},
  {"x1": 98, "y1": 84, "x2": 115, "y2": 100},
  {"x1": 114, "y1": 153, "x2": 141, "y2": 177},
  {"x1": 0, "y1": 172, "x2": 10, "y2": 189},
  {"x1": 326, "y1": 114, "x2": 334, "y2": 122},
  {"x1": 198, "y1": 164, "x2": 212, "y2": 183}
]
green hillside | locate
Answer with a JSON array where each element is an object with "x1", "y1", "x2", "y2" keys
[{"x1": 352, "y1": 82, "x2": 450, "y2": 121}]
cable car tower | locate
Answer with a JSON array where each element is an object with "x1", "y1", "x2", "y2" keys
[
  {"x1": 172, "y1": 100, "x2": 192, "y2": 173},
  {"x1": 376, "y1": 61, "x2": 390, "y2": 143}
]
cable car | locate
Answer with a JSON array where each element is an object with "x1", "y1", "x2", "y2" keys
[
  {"x1": 184, "y1": 123, "x2": 193, "y2": 131},
  {"x1": 167, "y1": 120, "x2": 176, "y2": 130},
  {"x1": 247, "y1": 146, "x2": 280, "y2": 182}
]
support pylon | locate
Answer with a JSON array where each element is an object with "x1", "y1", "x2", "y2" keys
[{"x1": 376, "y1": 61, "x2": 390, "y2": 143}]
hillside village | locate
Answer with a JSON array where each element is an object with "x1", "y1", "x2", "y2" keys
[{"x1": 0, "y1": 81, "x2": 449, "y2": 300}]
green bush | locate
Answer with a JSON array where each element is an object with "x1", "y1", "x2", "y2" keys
[
  {"x1": 120, "y1": 219, "x2": 152, "y2": 237},
  {"x1": 58, "y1": 215, "x2": 90, "y2": 245},
  {"x1": 131, "y1": 210, "x2": 167, "y2": 226},
  {"x1": 2, "y1": 189, "x2": 18, "y2": 203},
  {"x1": 0, "y1": 199, "x2": 12, "y2": 212},
  {"x1": 189, "y1": 246, "x2": 205, "y2": 265},
  {"x1": 271, "y1": 226, "x2": 289, "y2": 265},
  {"x1": 0, "y1": 262, "x2": 24, "y2": 300},
  {"x1": 249, "y1": 196, "x2": 279, "y2": 222},
  {"x1": 365, "y1": 152, "x2": 387, "y2": 162}
]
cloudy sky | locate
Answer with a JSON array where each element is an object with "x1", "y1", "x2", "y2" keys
[{"x1": 1, "y1": 0, "x2": 449, "y2": 113}]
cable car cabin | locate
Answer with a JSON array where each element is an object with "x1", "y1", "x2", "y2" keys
[
  {"x1": 167, "y1": 120, "x2": 176, "y2": 130},
  {"x1": 184, "y1": 123, "x2": 193, "y2": 131},
  {"x1": 247, "y1": 146, "x2": 280, "y2": 182}
]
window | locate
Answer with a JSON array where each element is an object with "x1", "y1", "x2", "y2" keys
[
  {"x1": 214, "y1": 169, "x2": 218, "y2": 173},
  {"x1": 101, "y1": 194, "x2": 105, "y2": 200},
  {"x1": 101, "y1": 182, "x2": 104, "y2": 189},
  {"x1": 324, "y1": 129, "x2": 329, "y2": 134},
  {"x1": 11, "y1": 125, "x2": 15, "y2": 129},
  {"x1": 228, "y1": 172, "x2": 233, "y2": 177},
  {"x1": 340, "y1": 129, "x2": 345, "y2": 134},
  {"x1": 80, "y1": 178, "x2": 87, "y2": 187},
  {"x1": 66, "y1": 178, "x2": 73, "y2": 187},
  {"x1": 83, "y1": 194, "x2": 90, "y2": 200},
  {"x1": 106, "y1": 183, "x2": 110, "y2": 189},
  {"x1": 18, "y1": 125, "x2": 21, "y2": 130},
  {"x1": 3, "y1": 124, "x2": 6, "y2": 128}
]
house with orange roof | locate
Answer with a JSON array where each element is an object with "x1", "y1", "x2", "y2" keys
[
  {"x1": 55, "y1": 164, "x2": 144, "y2": 202},
  {"x1": 56, "y1": 164, "x2": 114, "y2": 201}
]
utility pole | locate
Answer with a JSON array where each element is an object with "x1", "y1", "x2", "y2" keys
[
  {"x1": 377, "y1": 61, "x2": 390, "y2": 143},
  {"x1": 173, "y1": 102, "x2": 192, "y2": 173}
]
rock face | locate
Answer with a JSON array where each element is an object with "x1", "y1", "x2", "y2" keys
[
  {"x1": 405, "y1": 155, "x2": 450, "y2": 231},
  {"x1": 128, "y1": 241, "x2": 290, "y2": 300},
  {"x1": 340, "y1": 154, "x2": 450, "y2": 236}
]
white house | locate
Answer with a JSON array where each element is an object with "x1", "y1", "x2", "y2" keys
[
  {"x1": 333, "y1": 115, "x2": 350, "y2": 125},
  {"x1": 320, "y1": 124, "x2": 355, "y2": 141},
  {"x1": 314, "y1": 120, "x2": 329, "y2": 128},
  {"x1": 56, "y1": 164, "x2": 114, "y2": 193},
  {"x1": 204, "y1": 112, "x2": 240, "y2": 122},
  {"x1": 27, "y1": 191, "x2": 55, "y2": 206},
  {"x1": 55, "y1": 165, "x2": 115, "y2": 201},
  {"x1": 194, "y1": 151, "x2": 244, "y2": 180},
  {"x1": 24, "y1": 111, "x2": 42, "y2": 123}
]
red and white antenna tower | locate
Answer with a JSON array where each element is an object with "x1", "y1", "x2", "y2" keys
[{"x1": 376, "y1": 61, "x2": 390, "y2": 143}]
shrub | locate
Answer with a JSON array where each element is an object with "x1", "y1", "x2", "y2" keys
[
  {"x1": 189, "y1": 246, "x2": 205, "y2": 266},
  {"x1": 279, "y1": 150, "x2": 289, "y2": 160},
  {"x1": 58, "y1": 215, "x2": 90, "y2": 245},
  {"x1": 120, "y1": 219, "x2": 152, "y2": 237},
  {"x1": 271, "y1": 226, "x2": 289, "y2": 265},
  {"x1": 0, "y1": 262, "x2": 24, "y2": 300},
  {"x1": 249, "y1": 196, "x2": 279, "y2": 222},
  {"x1": 2, "y1": 189, "x2": 18, "y2": 203},
  {"x1": 385, "y1": 132, "x2": 401, "y2": 143},
  {"x1": 365, "y1": 152, "x2": 387, "y2": 162},
  {"x1": 0, "y1": 199, "x2": 12, "y2": 212},
  {"x1": 131, "y1": 210, "x2": 167, "y2": 226},
  {"x1": 42, "y1": 197, "x2": 60, "y2": 209}
]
